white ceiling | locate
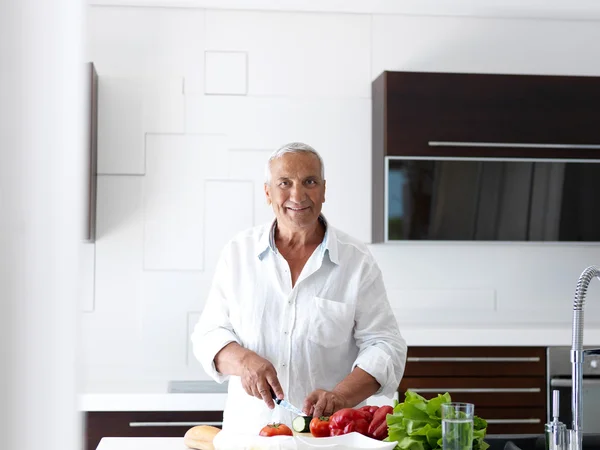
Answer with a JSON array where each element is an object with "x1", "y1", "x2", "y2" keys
[{"x1": 88, "y1": 0, "x2": 600, "y2": 21}]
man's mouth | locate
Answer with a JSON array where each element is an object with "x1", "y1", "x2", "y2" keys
[{"x1": 286, "y1": 206, "x2": 309, "y2": 212}]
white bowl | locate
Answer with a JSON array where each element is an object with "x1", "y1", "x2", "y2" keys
[{"x1": 296, "y1": 432, "x2": 397, "y2": 449}]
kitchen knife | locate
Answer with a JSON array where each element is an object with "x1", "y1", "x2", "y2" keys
[{"x1": 271, "y1": 389, "x2": 306, "y2": 416}]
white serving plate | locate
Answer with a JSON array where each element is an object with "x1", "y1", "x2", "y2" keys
[
  {"x1": 296, "y1": 432, "x2": 397, "y2": 449},
  {"x1": 213, "y1": 431, "x2": 397, "y2": 450}
]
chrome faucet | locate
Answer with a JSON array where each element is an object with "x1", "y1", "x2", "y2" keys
[{"x1": 570, "y1": 265, "x2": 600, "y2": 450}]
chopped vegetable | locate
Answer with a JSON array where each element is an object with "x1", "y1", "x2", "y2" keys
[{"x1": 292, "y1": 416, "x2": 312, "y2": 433}]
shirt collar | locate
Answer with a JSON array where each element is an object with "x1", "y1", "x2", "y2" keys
[{"x1": 256, "y1": 215, "x2": 339, "y2": 265}]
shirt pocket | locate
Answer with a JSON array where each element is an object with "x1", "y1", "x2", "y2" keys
[{"x1": 307, "y1": 297, "x2": 354, "y2": 348}]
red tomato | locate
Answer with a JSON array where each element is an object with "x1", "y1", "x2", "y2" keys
[
  {"x1": 310, "y1": 416, "x2": 331, "y2": 438},
  {"x1": 259, "y1": 423, "x2": 293, "y2": 437}
]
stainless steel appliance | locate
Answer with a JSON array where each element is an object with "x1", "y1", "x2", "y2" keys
[{"x1": 547, "y1": 346, "x2": 600, "y2": 434}]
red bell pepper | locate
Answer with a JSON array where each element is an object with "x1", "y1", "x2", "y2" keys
[
  {"x1": 367, "y1": 405, "x2": 393, "y2": 440},
  {"x1": 329, "y1": 408, "x2": 371, "y2": 437},
  {"x1": 358, "y1": 405, "x2": 380, "y2": 423}
]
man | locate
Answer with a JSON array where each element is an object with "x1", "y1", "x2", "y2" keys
[{"x1": 192, "y1": 142, "x2": 406, "y2": 434}]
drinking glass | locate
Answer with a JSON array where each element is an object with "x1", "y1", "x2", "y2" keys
[{"x1": 442, "y1": 402, "x2": 475, "y2": 450}]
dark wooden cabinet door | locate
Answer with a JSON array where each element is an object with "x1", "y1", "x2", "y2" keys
[
  {"x1": 373, "y1": 71, "x2": 600, "y2": 159},
  {"x1": 399, "y1": 347, "x2": 547, "y2": 435},
  {"x1": 85, "y1": 411, "x2": 223, "y2": 450}
]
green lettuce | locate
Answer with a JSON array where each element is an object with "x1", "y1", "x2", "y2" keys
[{"x1": 384, "y1": 391, "x2": 490, "y2": 450}]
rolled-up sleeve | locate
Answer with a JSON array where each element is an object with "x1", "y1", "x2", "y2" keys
[
  {"x1": 191, "y1": 246, "x2": 240, "y2": 383},
  {"x1": 352, "y1": 260, "x2": 407, "y2": 398}
]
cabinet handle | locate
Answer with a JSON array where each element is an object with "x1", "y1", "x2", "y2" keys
[
  {"x1": 407, "y1": 388, "x2": 541, "y2": 393},
  {"x1": 428, "y1": 141, "x2": 600, "y2": 149},
  {"x1": 485, "y1": 419, "x2": 542, "y2": 424},
  {"x1": 129, "y1": 422, "x2": 222, "y2": 428},
  {"x1": 407, "y1": 357, "x2": 540, "y2": 362}
]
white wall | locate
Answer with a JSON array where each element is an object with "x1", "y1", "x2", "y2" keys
[{"x1": 82, "y1": 5, "x2": 600, "y2": 385}]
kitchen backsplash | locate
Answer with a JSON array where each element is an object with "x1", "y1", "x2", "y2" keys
[{"x1": 80, "y1": 5, "x2": 600, "y2": 385}]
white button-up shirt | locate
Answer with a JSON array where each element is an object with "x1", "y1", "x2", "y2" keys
[{"x1": 191, "y1": 218, "x2": 407, "y2": 433}]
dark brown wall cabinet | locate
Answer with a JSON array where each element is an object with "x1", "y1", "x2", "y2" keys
[
  {"x1": 372, "y1": 71, "x2": 600, "y2": 243},
  {"x1": 399, "y1": 346, "x2": 547, "y2": 435}
]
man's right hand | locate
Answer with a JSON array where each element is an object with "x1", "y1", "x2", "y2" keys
[{"x1": 240, "y1": 351, "x2": 284, "y2": 409}]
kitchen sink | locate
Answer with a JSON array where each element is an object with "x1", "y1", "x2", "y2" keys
[{"x1": 484, "y1": 434, "x2": 600, "y2": 450}]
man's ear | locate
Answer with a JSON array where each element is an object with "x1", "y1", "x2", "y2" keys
[
  {"x1": 322, "y1": 179, "x2": 326, "y2": 203},
  {"x1": 264, "y1": 183, "x2": 272, "y2": 205}
]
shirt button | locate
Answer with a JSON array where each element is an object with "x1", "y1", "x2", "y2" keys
[
  {"x1": 284, "y1": 331, "x2": 288, "y2": 335},
  {"x1": 282, "y1": 363, "x2": 286, "y2": 367}
]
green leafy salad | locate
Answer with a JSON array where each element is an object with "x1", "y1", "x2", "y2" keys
[{"x1": 384, "y1": 391, "x2": 490, "y2": 450}]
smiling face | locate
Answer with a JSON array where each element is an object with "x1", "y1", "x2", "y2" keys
[{"x1": 264, "y1": 151, "x2": 326, "y2": 231}]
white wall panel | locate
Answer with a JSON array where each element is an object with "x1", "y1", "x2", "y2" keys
[
  {"x1": 139, "y1": 308, "x2": 188, "y2": 370},
  {"x1": 387, "y1": 288, "x2": 497, "y2": 311},
  {"x1": 205, "y1": 51, "x2": 248, "y2": 95},
  {"x1": 372, "y1": 15, "x2": 600, "y2": 79},
  {"x1": 88, "y1": 6, "x2": 206, "y2": 93},
  {"x1": 228, "y1": 149, "x2": 275, "y2": 227},
  {"x1": 138, "y1": 271, "x2": 210, "y2": 376},
  {"x1": 94, "y1": 176, "x2": 144, "y2": 313},
  {"x1": 370, "y1": 242, "x2": 600, "y2": 326},
  {"x1": 98, "y1": 77, "x2": 184, "y2": 174},
  {"x1": 143, "y1": 134, "x2": 229, "y2": 271},
  {"x1": 186, "y1": 312, "x2": 208, "y2": 376},
  {"x1": 204, "y1": 180, "x2": 255, "y2": 271},
  {"x1": 81, "y1": 176, "x2": 145, "y2": 378},
  {"x1": 80, "y1": 312, "x2": 143, "y2": 370},
  {"x1": 205, "y1": 10, "x2": 371, "y2": 97}
]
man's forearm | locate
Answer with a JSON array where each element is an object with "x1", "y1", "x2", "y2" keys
[
  {"x1": 332, "y1": 366, "x2": 380, "y2": 408},
  {"x1": 214, "y1": 342, "x2": 254, "y2": 376}
]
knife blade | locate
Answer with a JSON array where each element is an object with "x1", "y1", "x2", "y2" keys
[{"x1": 271, "y1": 389, "x2": 306, "y2": 416}]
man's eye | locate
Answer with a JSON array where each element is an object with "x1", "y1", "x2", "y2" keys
[
  {"x1": 306, "y1": 179, "x2": 316, "y2": 185},
  {"x1": 279, "y1": 181, "x2": 290, "y2": 187}
]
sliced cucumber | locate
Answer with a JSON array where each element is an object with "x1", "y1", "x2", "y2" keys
[{"x1": 292, "y1": 415, "x2": 312, "y2": 433}]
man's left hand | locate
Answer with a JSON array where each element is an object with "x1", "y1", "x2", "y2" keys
[{"x1": 302, "y1": 389, "x2": 348, "y2": 418}]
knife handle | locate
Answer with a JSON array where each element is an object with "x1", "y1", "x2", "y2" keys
[{"x1": 270, "y1": 387, "x2": 282, "y2": 404}]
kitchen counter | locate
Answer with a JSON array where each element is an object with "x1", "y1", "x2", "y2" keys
[{"x1": 96, "y1": 437, "x2": 186, "y2": 450}]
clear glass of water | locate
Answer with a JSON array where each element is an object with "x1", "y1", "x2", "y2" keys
[{"x1": 442, "y1": 402, "x2": 475, "y2": 450}]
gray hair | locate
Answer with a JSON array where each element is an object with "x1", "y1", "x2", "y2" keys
[{"x1": 264, "y1": 142, "x2": 325, "y2": 184}]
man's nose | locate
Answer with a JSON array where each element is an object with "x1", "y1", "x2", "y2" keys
[{"x1": 289, "y1": 184, "x2": 306, "y2": 202}]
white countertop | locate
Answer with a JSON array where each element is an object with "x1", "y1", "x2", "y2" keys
[
  {"x1": 80, "y1": 326, "x2": 600, "y2": 412},
  {"x1": 97, "y1": 437, "x2": 187, "y2": 450}
]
